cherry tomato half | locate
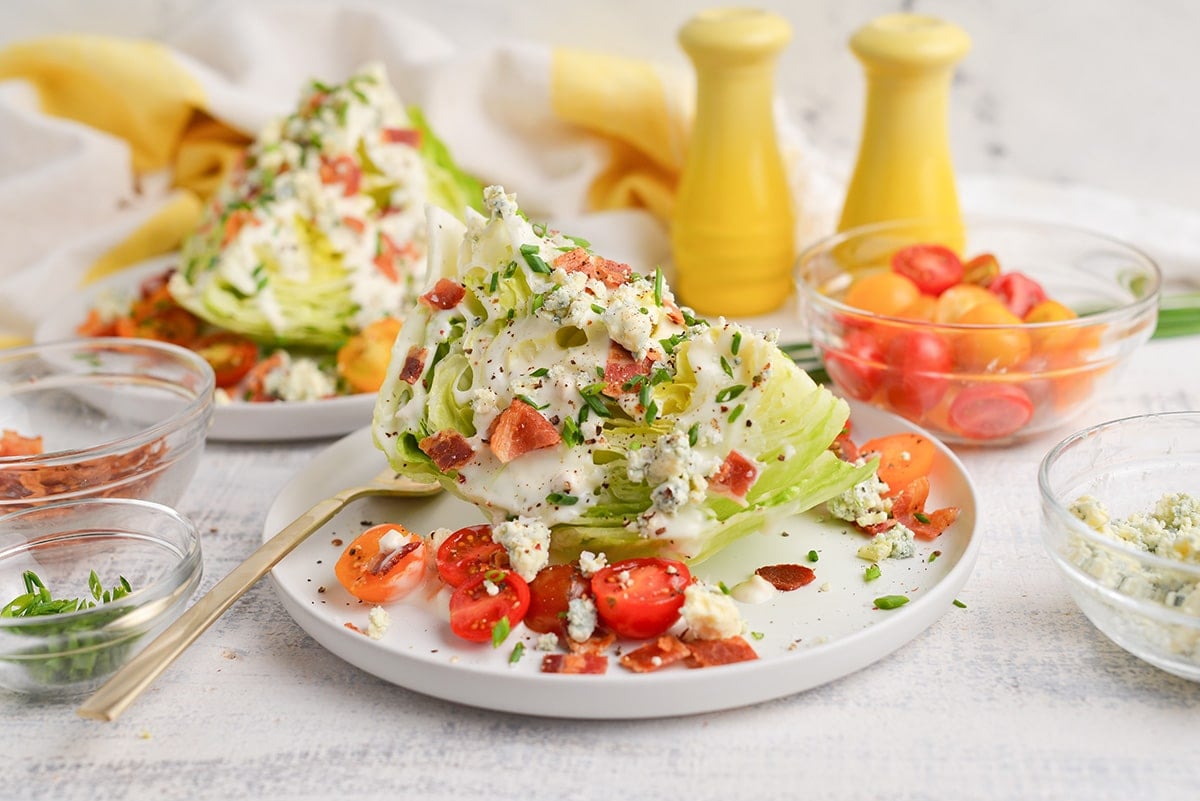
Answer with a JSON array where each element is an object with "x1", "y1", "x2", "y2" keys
[
  {"x1": 590, "y1": 557, "x2": 692, "y2": 640},
  {"x1": 525, "y1": 563, "x2": 590, "y2": 635},
  {"x1": 988, "y1": 271, "x2": 1047, "y2": 319},
  {"x1": 859, "y1": 432, "x2": 936, "y2": 496},
  {"x1": 448, "y1": 569, "x2": 530, "y2": 643},
  {"x1": 334, "y1": 523, "x2": 429, "y2": 604},
  {"x1": 824, "y1": 329, "x2": 885, "y2": 401},
  {"x1": 436, "y1": 524, "x2": 509, "y2": 587},
  {"x1": 193, "y1": 332, "x2": 260, "y2": 389},
  {"x1": 891, "y1": 244, "x2": 964, "y2": 296},
  {"x1": 883, "y1": 330, "x2": 952, "y2": 418},
  {"x1": 948, "y1": 383, "x2": 1034, "y2": 440}
]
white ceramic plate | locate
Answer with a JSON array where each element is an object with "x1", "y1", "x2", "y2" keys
[
  {"x1": 34, "y1": 255, "x2": 376, "y2": 442},
  {"x1": 264, "y1": 402, "x2": 980, "y2": 718}
]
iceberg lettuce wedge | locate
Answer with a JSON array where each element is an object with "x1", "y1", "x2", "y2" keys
[{"x1": 373, "y1": 186, "x2": 874, "y2": 564}]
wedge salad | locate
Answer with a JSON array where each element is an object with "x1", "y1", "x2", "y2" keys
[
  {"x1": 355, "y1": 185, "x2": 961, "y2": 671},
  {"x1": 80, "y1": 63, "x2": 481, "y2": 402}
]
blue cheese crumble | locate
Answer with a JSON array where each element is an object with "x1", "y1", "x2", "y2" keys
[
  {"x1": 827, "y1": 472, "x2": 893, "y2": 528},
  {"x1": 856, "y1": 523, "x2": 916, "y2": 561}
]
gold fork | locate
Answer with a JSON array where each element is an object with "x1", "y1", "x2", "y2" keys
[{"x1": 76, "y1": 468, "x2": 441, "y2": 722}]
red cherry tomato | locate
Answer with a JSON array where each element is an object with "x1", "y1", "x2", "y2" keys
[
  {"x1": 436, "y1": 524, "x2": 509, "y2": 587},
  {"x1": 891, "y1": 244, "x2": 964, "y2": 296},
  {"x1": 192, "y1": 332, "x2": 260, "y2": 389},
  {"x1": 525, "y1": 563, "x2": 590, "y2": 635},
  {"x1": 448, "y1": 569, "x2": 530, "y2": 643},
  {"x1": 882, "y1": 330, "x2": 952, "y2": 418},
  {"x1": 988, "y1": 271, "x2": 1047, "y2": 318},
  {"x1": 590, "y1": 557, "x2": 691, "y2": 640},
  {"x1": 824, "y1": 328, "x2": 885, "y2": 401},
  {"x1": 334, "y1": 523, "x2": 429, "y2": 604},
  {"x1": 948, "y1": 383, "x2": 1034, "y2": 440}
]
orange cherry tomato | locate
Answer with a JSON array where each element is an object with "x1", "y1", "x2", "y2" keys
[
  {"x1": 337, "y1": 317, "x2": 403, "y2": 394},
  {"x1": 859, "y1": 432, "x2": 937, "y2": 496},
  {"x1": 954, "y1": 301, "x2": 1031, "y2": 372},
  {"x1": 962, "y1": 253, "x2": 1001, "y2": 286},
  {"x1": 896, "y1": 293, "x2": 937, "y2": 322},
  {"x1": 335, "y1": 523, "x2": 429, "y2": 604},
  {"x1": 843, "y1": 272, "x2": 921, "y2": 317},
  {"x1": 1023, "y1": 300, "x2": 1079, "y2": 353}
]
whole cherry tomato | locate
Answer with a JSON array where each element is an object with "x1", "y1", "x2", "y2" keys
[{"x1": 883, "y1": 330, "x2": 952, "y2": 418}]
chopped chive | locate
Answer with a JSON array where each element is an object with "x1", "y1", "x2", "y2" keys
[
  {"x1": 653, "y1": 267, "x2": 664, "y2": 306},
  {"x1": 913, "y1": 511, "x2": 931, "y2": 524},
  {"x1": 874, "y1": 595, "x2": 909, "y2": 610},
  {"x1": 638, "y1": 383, "x2": 651, "y2": 409},
  {"x1": 806, "y1": 550, "x2": 819, "y2": 563},
  {"x1": 504, "y1": 261, "x2": 518, "y2": 278},
  {"x1": 727, "y1": 404, "x2": 744, "y2": 423},
  {"x1": 591, "y1": 303, "x2": 606, "y2": 315},
  {"x1": 509, "y1": 641, "x2": 526, "y2": 664},
  {"x1": 953, "y1": 599, "x2": 967, "y2": 609},
  {"x1": 718, "y1": 582, "x2": 732, "y2": 595},
  {"x1": 928, "y1": 550, "x2": 942, "y2": 563},
  {"x1": 546, "y1": 492, "x2": 579, "y2": 506},
  {"x1": 565, "y1": 234, "x2": 591, "y2": 249},
  {"x1": 687, "y1": 423, "x2": 700, "y2": 447},
  {"x1": 531, "y1": 367, "x2": 549, "y2": 377},
  {"x1": 651, "y1": 368, "x2": 671, "y2": 385},
  {"x1": 561, "y1": 417, "x2": 583, "y2": 447},
  {"x1": 863, "y1": 564, "x2": 881, "y2": 582},
  {"x1": 520, "y1": 243, "x2": 552, "y2": 274},
  {"x1": 489, "y1": 271, "x2": 499, "y2": 292},
  {"x1": 491, "y1": 616, "x2": 512, "y2": 647},
  {"x1": 532, "y1": 221, "x2": 547, "y2": 237},
  {"x1": 514, "y1": 394, "x2": 545, "y2": 410},
  {"x1": 720, "y1": 356, "x2": 734, "y2": 378},
  {"x1": 731, "y1": 331, "x2": 742, "y2": 355},
  {"x1": 750, "y1": 631, "x2": 765, "y2": 641},
  {"x1": 659, "y1": 333, "x2": 686, "y2": 355},
  {"x1": 530, "y1": 293, "x2": 546, "y2": 313},
  {"x1": 715, "y1": 384, "x2": 746, "y2": 403},
  {"x1": 645, "y1": 399, "x2": 659, "y2": 424}
]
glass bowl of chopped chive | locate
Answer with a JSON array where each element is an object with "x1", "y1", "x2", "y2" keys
[
  {"x1": 0, "y1": 497, "x2": 202, "y2": 696},
  {"x1": 1038, "y1": 411, "x2": 1200, "y2": 682}
]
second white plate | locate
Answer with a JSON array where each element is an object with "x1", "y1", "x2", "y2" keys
[{"x1": 34, "y1": 255, "x2": 377, "y2": 442}]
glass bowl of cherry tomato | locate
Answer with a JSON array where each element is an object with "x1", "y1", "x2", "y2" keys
[
  {"x1": 0, "y1": 497, "x2": 203, "y2": 697},
  {"x1": 795, "y1": 218, "x2": 1160, "y2": 444},
  {"x1": 0, "y1": 338, "x2": 215, "y2": 511}
]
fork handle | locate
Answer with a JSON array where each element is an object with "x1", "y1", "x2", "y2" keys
[{"x1": 76, "y1": 483, "x2": 375, "y2": 722}]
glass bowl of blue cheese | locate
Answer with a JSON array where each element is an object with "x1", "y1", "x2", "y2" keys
[{"x1": 1038, "y1": 411, "x2": 1200, "y2": 681}]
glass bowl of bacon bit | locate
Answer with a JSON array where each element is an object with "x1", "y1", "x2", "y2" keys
[
  {"x1": 0, "y1": 338, "x2": 214, "y2": 511},
  {"x1": 795, "y1": 219, "x2": 1160, "y2": 445},
  {"x1": 0, "y1": 497, "x2": 202, "y2": 696}
]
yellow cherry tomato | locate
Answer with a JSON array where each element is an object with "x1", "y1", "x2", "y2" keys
[
  {"x1": 337, "y1": 317, "x2": 403, "y2": 393},
  {"x1": 843, "y1": 272, "x2": 921, "y2": 316},
  {"x1": 1023, "y1": 299, "x2": 1078, "y2": 353},
  {"x1": 897, "y1": 293, "x2": 938, "y2": 322},
  {"x1": 933, "y1": 284, "x2": 995, "y2": 323},
  {"x1": 954, "y1": 301, "x2": 1031, "y2": 371}
]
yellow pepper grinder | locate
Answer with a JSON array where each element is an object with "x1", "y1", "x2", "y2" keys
[
  {"x1": 670, "y1": 8, "x2": 795, "y2": 317},
  {"x1": 837, "y1": 14, "x2": 971, "y2": 245}
]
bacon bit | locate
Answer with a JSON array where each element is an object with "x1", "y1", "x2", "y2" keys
[
  {"x1": 76, "y1": 308, "x2": 118, "y2": 337},
  {"x1": 0, "y1": 430, "x2": 43, "y2": 457},
  {"x1": 419, "y1": 278, "x2": 467, "y2": 310},
  {"x1": 374, "y1": 234, "x2": 404, "y2": 282},
  {"x1": 684, "y1": 636, "x2": 759, "y2": 668},
  {"x1": 552, "y1": 247, "x2": 632, "y2": 289},
  {"x1": 619, "y1": 635, "x2": 692, "y2": 673},
  {"x1": 418, "y1": 430, "x2": 475, "y2": 472},
  {"x1": 343, "y1": 622, "x2": 363, "y2": 634},
  {"x1": 603, "y1": 341, "x2": 656, "y2": 396},
  {"x1": 663, "y1": 299, "x2": 686, "y2": 325},
  {"x1": 488, "y1": 399, "x2": 562, "y2": 464},
  {"x1": 710, "y1": 450, "x2": 758, "y2": 499},
  {"x1": 566, "y1": 630, "x2": 617, "y2": 656},
  {"x1": 540, "y1": 653, "x2": 608, "y2": 675},
  {"x1": 368, "y1": 540, "x2": 421, "y2": 575},
  {"x1": 382, "y1": 127, "x2": 421, "y2": 146},
  {"x1": 221, "y1": 208, "x2": 260, "y2": 247},
  {"x1": 755, "y1": 564, "x2": 816, "y2": 592},
  {"x1": 0, "y1": 438, "x2": 167, "y2": 510},
  {"x1": 319, "y1": 154, "x2": 361, "y2": 197},
  {"x1": 341, "y1": 215, "x2": 366, "y2": 234},
  {"x1": 398, "y1": 346, "x2": 427, "y2": 385}
]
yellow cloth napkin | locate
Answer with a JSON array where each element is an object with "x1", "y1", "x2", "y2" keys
[{"x1": 0, "y1": 2, "x2": 834, "y2": 346}]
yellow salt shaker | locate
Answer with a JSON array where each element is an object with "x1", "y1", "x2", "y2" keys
[
  {"x1": 838, "y1": 14, "x2": 971, "y2": 246},
  {"x1": 670, "y1": 8, "x2": 795, "y2": 317}
]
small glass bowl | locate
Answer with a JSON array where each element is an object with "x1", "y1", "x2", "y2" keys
[
  {"x1": 0, "y1": 338, "x2": 214, "y2": 510},
  {"x1": 0, "y1": 497, "x2": 202, "y2": 697},
  {"x1": 795, "y1": 219, "x2": 1160, "y2": 445},
  {"x1": 1038, "y1": 411, "x2": 1200, "y2": 682}
]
